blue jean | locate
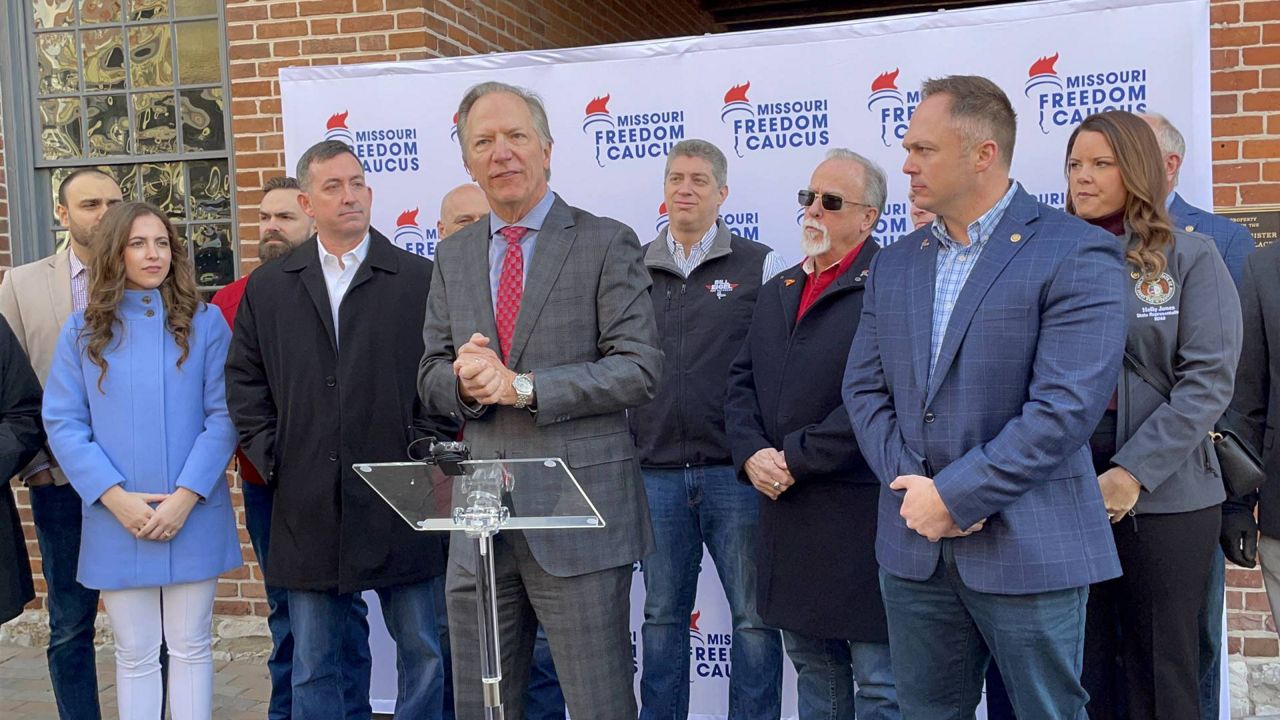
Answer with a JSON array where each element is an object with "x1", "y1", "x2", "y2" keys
[
  {"x1": 879, "y1": 540, "x2": 1090, "y2": 720},
  {"x1": 291, "y1": 578, "x2": 444, "y2": 720},
  {"x1": 782, "y1": 631, "x2": 899, "y2": 720},
  {"x1": 30, "y1": 482, "x2": 101, "y2": 720},
  {"x1": 639, "y1": 465, "x2": 783, "y2": 720},
  {"x1": 1198, "y1": 556, "x2": 1224, "y2": 720},
  {"x1": 241, "y1": 480, "x2": 372, "y2": 720}
]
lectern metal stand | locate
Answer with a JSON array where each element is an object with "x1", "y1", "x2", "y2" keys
[{"x1": 355, "y1": 455, "x2": 604, "y2": 720}]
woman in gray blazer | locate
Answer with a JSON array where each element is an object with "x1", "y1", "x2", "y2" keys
[{"x1": 1065, "y1": 111, "x2": 1242, "y2": 720}]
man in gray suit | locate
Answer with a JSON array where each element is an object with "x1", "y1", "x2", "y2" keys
[{"x1": 418, "y1": 81, "x2": 662, "y2": 720}]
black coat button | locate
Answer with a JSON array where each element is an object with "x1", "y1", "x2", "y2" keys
[
  {"x1": 326, "y1": 376, "x2": 336, "y2": 387},
  {"x1": 923, "y1": 412, "x2": 936, "y2": 423},
  {"x1": 328, "y1": 451, "x2": 338, "y2": 461}
]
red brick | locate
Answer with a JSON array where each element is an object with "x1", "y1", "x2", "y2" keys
[
  {"x1": 397, "y1": 10, "x2": 427, "y2": 28},
  {"x1": 1264, "y1": 161, "x2": 1280, "y2": 182},
  {"x1": 1216, "y1": 161, "x2": 1262, "y2": 184},
  {"x1": 226, "y1": 4, "x2": 268, "y2": 22},
  {"x1": 1244, "y1": 45, "x2": 1280, "y2": 66},
  {"x1": 230, "y1": 42, "x2": 273, "y2": 61},
  {"x1": 301, "y1": 37, "x2": 358, "y2": 54},
  {"x1": 310, "y1": 18, "x2": 339, "y2": 34},
  {"x1": 258, "y1": 20, "x2": 310, "y2": 39},
  {"x1": 298, "y1": 0, "x2": 355, "y2": 15},
  {"x1": 1267, "y1": 24, "x2": 1280, "y2": 44},
  {"x1": 1228, "y1": 567, "x2": 1265, "y2": 588},
  {"x1": 1214, "y1": 185, "x2": 1237, "y2": 208},
  {"x1": 272, "y1": 40, "x2": 303, "y2": 58},
  {"x1": 1211, "y1": 2, "x2": 1241, "y2": 22},
  {"x1": 232, "y1": 80, "x2": 275, "y2": 98},
  {"x1": 341, "y1": 14, "x2": 395, "y2": 32},
  {"x1": 1213, "y1": 70, "x2": 1260, "y2": 91},
  {"x1": 1265, "y1": 69, "x2": 1280, "y2": 89},
  {"x1": 356, "y1": 0, "x2": 382, "y2": 10},
  {"x1": 1212, "y1": 93, "x2": 1238, "y2": 114},
  {"x1": 1208, "y1": 48, "x2": 1239, "y2": 70},
  {"x1": 388, "y1": 30, "x2": 427, "y2": 49},
  {"x1": 269, "y1": 3, "x2": 298, "y2": 19},
  {"x1": 359, "y1": 35, "x2": 388, "y2": 51},
  {"x1": 1244, "y1": 635, "x2": 1279, "y2": 656},
  {"x1": 1243, "y1": 138, "x2": 1280, "y2": 158},
  {"x1": 1241, "y1": 183, "x2": 1280, "y2": 204},
  {"x1": 226, "y1": 23, "x2": 254, "y2": 41},
  {"x1": 1214, "y1": 140, "x2": 1240, "y2": 160},
  {"x1": 213, "y1": 600, "x2": 252, "y2": 616},
  {"x1": 1228, "y1": 635, "x2": 1243, "y2": 654},
  {"x1": 1212, "y1": 25, "x2": 1262, "y2": 47},
  {"x1": 1244, "y1": 0, "x2": 1280, "y2": 21},
  {"x1": 1213, "y1": 114, "x2": 1265, "y2": 136}
]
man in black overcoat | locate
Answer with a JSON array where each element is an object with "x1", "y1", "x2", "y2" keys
[
  {"x1": 725, "y1": 150, "x2": 900, "y2": 720},
  {"x1": 226, "y1": 141, "x2": 453, "y2": 720}
]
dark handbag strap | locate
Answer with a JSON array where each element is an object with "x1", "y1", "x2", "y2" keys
[{"x1": 1123, "y1": 351, "x2": 1173, "y2": 399}]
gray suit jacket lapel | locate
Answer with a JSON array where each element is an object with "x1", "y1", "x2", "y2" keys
[{"x1": 506, "y1": 196, "x2": 575, "y2": 369}]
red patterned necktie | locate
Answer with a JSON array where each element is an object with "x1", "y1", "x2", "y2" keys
[{"x1": 495, "y1": 225, "x2": 528, "y2": 362}]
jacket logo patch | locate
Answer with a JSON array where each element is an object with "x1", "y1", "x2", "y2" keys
[
  {"x1": 706, "y1": 279, "x2": 739, "y2": 299},
  {"x1": 1135, "y1": 272, "x2": 1176, "y2": 305}
]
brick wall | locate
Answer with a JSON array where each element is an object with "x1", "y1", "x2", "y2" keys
[{"x1": 1212, "y1": 0, "x2": 1280, "y2": 664}]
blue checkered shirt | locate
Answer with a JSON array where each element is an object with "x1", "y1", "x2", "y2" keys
[{"x1": 929, "y1": 181, "x2": 1020, "y2": 376}]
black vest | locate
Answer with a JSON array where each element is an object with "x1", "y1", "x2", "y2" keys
[{"x1": 632, "y1": 227, "x2": 775, "y2": 467}]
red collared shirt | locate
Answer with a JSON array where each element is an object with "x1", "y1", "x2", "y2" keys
[{"x1": 797, "y1": 242, "x2": 865, "y2": 322}]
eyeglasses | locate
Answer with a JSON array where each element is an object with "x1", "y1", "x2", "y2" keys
[{"x1": 797, "y1": 189, "x2": 873, "y2": 212}]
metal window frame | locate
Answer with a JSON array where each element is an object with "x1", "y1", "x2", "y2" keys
[{"x1": 3, "y1": 0, "x2": 236, "y2": 288}]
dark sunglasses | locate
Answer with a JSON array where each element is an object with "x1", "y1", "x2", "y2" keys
[{"x1": 798, "y1": 189, "x2": 872, "y2": 212}]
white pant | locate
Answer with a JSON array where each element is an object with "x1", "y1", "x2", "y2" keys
[{"x1": 101, "y1": 579, "x2": 218, "y2": 720}]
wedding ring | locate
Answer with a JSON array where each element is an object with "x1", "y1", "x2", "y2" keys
[
  {"x1": 163, "y1": 531, "x2": 173, "y2": 539},
  {"x1": 771, "y1": 481, "x2": 782, "y2": 491}
]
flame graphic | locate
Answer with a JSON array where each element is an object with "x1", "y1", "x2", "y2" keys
[
  {"x1": 585, "y1": 94, "x2": 611, "y2": 115},
  {"x1": 689, "y1": 611, "x2": 701, "y2": 631},
  {"x1": 396, "y1": 208, "x2": 420, "y2": 227},
  {"x1": 1028, "y1": 53, "x2": 1060, "y2": 77},
  {"x1": 658, "y1": 202, "x2": 667, "y2": 215},
  {"x1": 326, "y1": 111, "x2": 349, "y2": 130},
  {"x1": 871, "y1": 69, "x2": 900, "y2": 93},
  {"x1": 723, "y1": 82, "x2": 750, "y2": 104},
  {"x1": 452, "y1": 111, "x2": 459, "y2": 125}
]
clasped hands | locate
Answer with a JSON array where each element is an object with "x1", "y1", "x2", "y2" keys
[
  {"x1": 891, "y1": 474, "x2": 985, "y2": 542},
  {"x1": 454, "y1": 333, "x2": 518, "y2": 406},
  {"x1": 100, "y1": 485, "x2": 199, "y2": 542},
  {"x1": 745, "y1": 448, "x2": 793, "y2": 501}
]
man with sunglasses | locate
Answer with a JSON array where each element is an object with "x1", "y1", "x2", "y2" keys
[
  {"x1": 726, "y1": 149, "x2": 900, "y2": 720},
  {"x1": 631, "y1": 138, "x2": 786, "y2": 720}
]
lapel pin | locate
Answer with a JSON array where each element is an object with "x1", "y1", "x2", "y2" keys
[
  {"x1": 1010, "y1": 233, "x2": 1022, "y2": 243},
  {"x1": 784, "y1": 278, "x2": 797, "y2": 287},
  {"x1": 1184, "y1": 224, "x2": 1194, "y2": 232},
  {"x1": 920, "y1": 236, "x2": 930, "y2": 249},
  {"x1": 1130, "y1": 271, "x2": 1141, "y2": 279}
]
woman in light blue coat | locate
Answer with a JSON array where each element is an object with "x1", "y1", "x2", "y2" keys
[{"x1": 43, "y1": 201, "x2": 240, "y2": 720}]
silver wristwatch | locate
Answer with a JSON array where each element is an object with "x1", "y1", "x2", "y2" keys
[{"x1": 513, "y1": 373, "x2": 535, "y2": 410}]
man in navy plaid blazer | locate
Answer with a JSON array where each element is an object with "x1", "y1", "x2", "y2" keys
[{"x1": 843, "y1": 76, "x2": 1127, "y2": 719}]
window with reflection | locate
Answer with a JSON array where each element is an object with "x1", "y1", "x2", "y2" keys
[{"x1": 31, "y1": 0, "x2": 234, "y2": 290}]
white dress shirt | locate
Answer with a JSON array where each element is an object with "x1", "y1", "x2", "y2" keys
[{"x1": 318, "y1": 233, "x2": 370, "y2": 345}]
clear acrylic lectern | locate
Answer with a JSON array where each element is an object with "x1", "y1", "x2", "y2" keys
[{"x1": 354, "y1": 452, "x2": 605, "y2": 720}]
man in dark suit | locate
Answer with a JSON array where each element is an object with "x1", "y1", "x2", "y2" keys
[
  {"x1": 843, "y1": 75, "x2": 1127, "y2": 718},
  {"x1": 726, "y1": 149, "x2": 898, "y2": 720},
  {"x1": 213, "y1": 175, "x2": 371, "y2": 720},
  {"x1": 418, "y1": 82, "x2": 661, "y2": 720},
  {"x1": 1222, "y1": 240, "x2": 1280, "y2": 655},
  {"x1": 1142, "y1": 112, "x2": 1255, "y2": 720},
  {"x1": 226, "y1": 140, "x2": 449, "y2": 720}
]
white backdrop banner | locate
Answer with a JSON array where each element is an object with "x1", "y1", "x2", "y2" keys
[{"x1": 282, "y1": 0, "x2": 1213, "y2": 716}]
